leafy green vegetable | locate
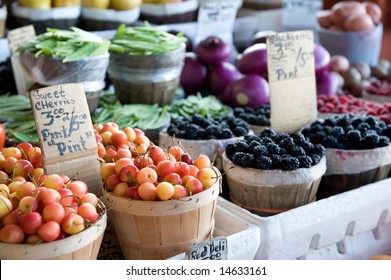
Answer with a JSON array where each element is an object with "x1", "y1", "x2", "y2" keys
[
  {"x1": 167, "y1": 93, "x2": 232, "y2": 119},
  {"x1": 92, "y1": 91, "x2": 169, "y2": 131},
  {"x1": 17, "y1": 27, "x2": 110, "y2": 62},
  {"x1": 109, "y1": 23, "x2": 187, "y2": 56}
]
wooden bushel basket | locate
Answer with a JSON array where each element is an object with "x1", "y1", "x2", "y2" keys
[
  {"x1": 0, "y1": 201, "x2": 107, "y2": 260},
  {"x1": 222, "y1": 153, "x2": 327, "y2": 216},
  {"x1": 102, "y1": 175, "x2": 221, "y2": 260},
  {"x1": 317, "y1": 145, "x2": 391, "y2": 198}
]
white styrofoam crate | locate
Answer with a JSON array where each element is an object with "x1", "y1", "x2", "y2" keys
[
  {"x1": 223, "y1": 178, "x2": 391, "y2": 260},
  {"x1": 169, "y1": 196, "x2": 261, "y2": 260}
]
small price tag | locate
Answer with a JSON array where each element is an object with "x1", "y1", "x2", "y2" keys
[
  {"x1": 282, "y1": 0, "x2": 323, "y2": 31},
  {"x1": 186, "y1": 236, "x2": 228, "y2": 260},
  {"x1": 195, "y1": 0, "x2": 241, "y2": 45},
  {"x1": 29, "y1": 83, "x2": 102, "y2": 195},
  {"x1": 267, "y1": 30, "x2": 317, "y2": 133},
  {"x1": 7, "y1": 25, "x2": 36, "y2": 97}
]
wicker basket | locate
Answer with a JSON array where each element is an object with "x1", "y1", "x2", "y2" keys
[
  {"x1": 102, "y1": 174, "x2": 220, "y2": 260},
  {"x1": 0, "y1": 201, "x2": 107, "y2": 260},
  {"x1": 11, "y1": 3, "x2": 80, "y2": 34},
  {"x1": 108, "y1": 46, "x2": 185, "y2": 106},
  {"x1": 19, "y1": 52, "x2": 109, "y2": 112},
  {"x1": 317, "y1": 145, "x2": 391, "y2": 198},
  {"x1": 222, "y1": 152, "x2": 326, "y2": 216},
  {"x1": 242, "y1": 0, "x2": 282, "y2": 10},
  {"x1": 139, "y1": 0, "x2": 198, "y2": 24},
  {"x1": 80, "y1": 6, "x2": 140, "y2": 31}
]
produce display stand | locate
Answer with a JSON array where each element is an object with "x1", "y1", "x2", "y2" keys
[
  {"x1": 249, "y1": 178, "x2": 391, "y2": 260},
  {"x1": 1, "y1": 1, "x2": 391, "y2": 263}
]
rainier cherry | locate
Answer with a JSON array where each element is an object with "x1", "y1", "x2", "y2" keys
[{"x1": 156, "y1": 182, "x2": 175, "y2": 201}]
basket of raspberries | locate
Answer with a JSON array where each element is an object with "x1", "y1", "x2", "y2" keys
[
  {"x1": 222, "y1": 128, "x2": 327, "y2": 216},
  {"x1": 302, "y1": 114, "x2": 391, "y2": 198},
  {"x1": 159, "y1": 114, "x2": 251, "y2": 169}
]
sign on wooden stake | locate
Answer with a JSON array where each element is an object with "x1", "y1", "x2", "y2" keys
[
  {"x1": 267, "y1": 30, "x2": 317, "y2": 133},
  {"x1": 29, "y1": 83, "x2": 102, "y2": 195}
]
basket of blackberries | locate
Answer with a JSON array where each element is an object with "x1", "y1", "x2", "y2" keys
[
  {"x1": 302, "y1": 114, "x2": 391, "y2": 198},
  {"x1": 233, "y1": 105, "x2": 270, "y2": 136},
  {"x1": 222, "y1": 128, "x2": 327, "y2": 216},
  {"x1": 159, "y1": 114, "x2": 251, "y2": 169}
]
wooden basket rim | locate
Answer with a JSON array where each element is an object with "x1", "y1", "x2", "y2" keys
[
  {"x1": 0, "y1": 201, "x2": 107, "y2": 260},
  {"x1": 102, "y1": 171, "x2": 221, "y2": 217}
]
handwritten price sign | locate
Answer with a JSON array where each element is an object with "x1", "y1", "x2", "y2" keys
[
  {"x1": 267, "y1": 30, "x2": 317, "y2": 133},
  {"x1": 196, "y1": 0, "x2": 241, "y2": 45},
  {"x1": 30, "y1": 83, "x2": 102, "y2": 195}
]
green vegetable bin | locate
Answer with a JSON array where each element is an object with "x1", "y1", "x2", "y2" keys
[{"x1": 108, "y1": 46, "x2": 186, "y2": 106}]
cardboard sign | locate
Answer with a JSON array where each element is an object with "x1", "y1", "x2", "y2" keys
[
  {"x1": 282, "y1": 0, "x2": 323, "y2": 31},
  {"x1": 186, "y1": 237, "x2": 228, "y2": 260},
  {"x1": 195, "y1": 0, "x2": 241, "y2": 45},
  {"x1": 29, "y1": 83, "x2": 102, "y2": 195},
  {"x1": 7, "y1": 25, "x2": 36, "y2": 97},
  {"x1": 267, "y1": 30, "x2": 317, "y2": 133}
]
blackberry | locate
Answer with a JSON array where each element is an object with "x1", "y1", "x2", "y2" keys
[
  {"x1": 362, "y1": 133, "x2": 380, "y2": 149},
  {"x1": 270, "y1": 154, "x2": 282, "y2": 169},
  {"x1": 266, "y1": 143, "x2": 280, "y2": 155},
  {"x1": 167, "y1": 126, "x2": 179, "y2": 136},
  {"x1": 233, "y1": 107, "x2": 245, "y2": 115},
  {"x1": 336, "y1": 115, "x2": 351, "y2": 127},
  {"x1": 330, "y1": 126, "x2": 345, "y2": 140},
  {"x1": 323, "y1": 117, "x2": 337, "y2": 127},
  {"x1": 232, "y1": 152, "x2": 254, "y2": 168},
  {"x1": 382, "y1": 125, "x2": 391, "y2": 138},
  {"x1": 244, "y1": 134, "x2": 260, "y2": 143},
  {"x1": 300, "y1": 141, "x2": 314, "y2": 153},
  {"x1": 309, "y1": 121, "x2": 323, "y2": 132},
  {"x1": 192, "y1": 114, "x2": 211, "y2": 127},
  {"x1": 346, "y1": 129, "x2": 361, "y2": 144},
  {"x1": 312, "y1": 131, "x2": 327, "y2": 144},
  {"x1": 244, "y1": 107, "x2": 255, "y2": 114},
  {"x1": 377, "y1": 136, "x2": 390, "y2": 147},
  {"x1": 289, "y1": 146, "x2": 306, "y2": 156},
  {"x1": 236, "y1": 140, "x2": 250, "y2": 153},
  {"x1": 247, "y1": 115, "x2": 257, "y2": 124},
  {"x1": 280, "y1": 156, "x2": 300, "y2": 171},
  {"x1": 278, "y1": 138, "x2": 295, "y2": 151},
  {"x1": 255, "y1": 115, "x2": 270, "y2": 126},
  {"x1": 343, "y1": 124, "x2": 354, "y2": 133},
  {"x1": 260, "y1": 128, "x2": 276, "y2": 139},
  {"x1": 238, "y1": 113, "x2": 250, "y2": 122},
  {"x1": 291, "y1": 132, "x2": 306, "y2": 146},
  {"x1": 321, "y1": 135, "x2": 339, "y2": 148},
  {"x1": 365, "y1": 116, "x2": 379, "y2": 126},
  {"x1": 225, "y1": 143, "x2": 237, "y2": 159},
  {"x1": 249, "y1": 140, "x2": 261, "y2": 150},
  {"x1": 253, "y1": 145, "x2": 269, "y2": 157},
  {"x1": 310, "y1": 154, "x2": 322, "y2": 165},
  {"x1": 254, "y1": 156, "x2": 272, "y2": 170},
  {"x1": 275, "y1": 132, "x2": 290, "y2": 143},
  {"x1": 259, "y1": 136, "x2": 274, "y2": 145},
  {"x1": 311, "y1": 144, "x2": 326, "y2": 156},
  {"x1": 205, "y1": 124, "x2": 219, "y2": 135},
  {"x1": 357, "y1": 122, "x2": 370, "y2": 133},
  {"x1": 352, "y1": 117, "x2": 365, "y2": 128},
  {"x1": 233, "y1": 126, "x2": 248, "y2": 137},
  {"x1": 297, "y1": 155, "x2": 313, "y2": 168},
  {"x1": 217, "y1": 128, "x2": 233, "y2": 139}
]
